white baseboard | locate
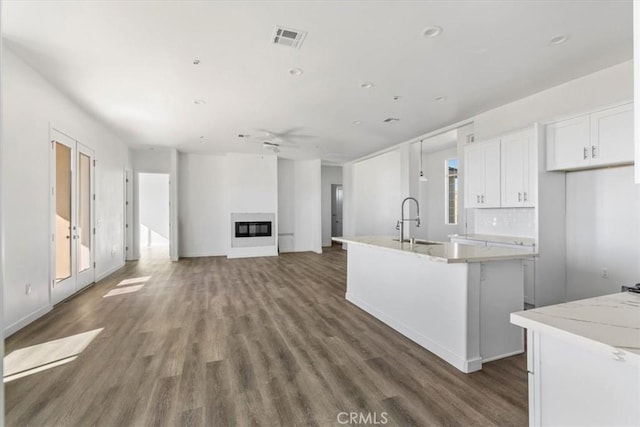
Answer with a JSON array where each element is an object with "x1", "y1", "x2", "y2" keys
[
  {"x1": 482, "y1": 349, "x2": 525, "y2": 363},
  {"x1": 4, "y1": 305, "x2": 52, "y2": 338},
  {"x1": 96, "y1": 261, "x2": 125, "y2": 282},
  {"x1": 346, "y1": 293, "x2": 482, "y2": 373},
  {"x1": 180, "y1": 251, "x2": 227, "y2": 258}
]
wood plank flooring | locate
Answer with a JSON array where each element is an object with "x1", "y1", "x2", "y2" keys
[{"x1": 5, "y1": 245, "x2": 528, "y2": 426}]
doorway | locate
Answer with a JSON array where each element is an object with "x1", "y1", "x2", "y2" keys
[
  {"x1": 51, "y1": 129, "x2": 95, "y2": 305},
  {"x1": 138, "y1": 173, "x2": 170, "y2": 259},
  {"x1": 331, "y1": 184, "x2": 343, "y2": 239}
]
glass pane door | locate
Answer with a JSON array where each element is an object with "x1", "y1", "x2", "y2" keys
[
  {"x1": 78, "y1": 152, "x2": 91, "y2": 273},
  {"x1": 52, "y1": 132, "x2": 95, "y2": 305},
  {"x1": 55, "y1": 142, "x2": 72, "y2": 282},
  {"x1": 75, "y1": 142, "x2": 95, "y2": 289}
]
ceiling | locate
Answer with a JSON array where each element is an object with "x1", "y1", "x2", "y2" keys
[{"x1": 2, "y1": 1, "x2": 633, "y2": 163}]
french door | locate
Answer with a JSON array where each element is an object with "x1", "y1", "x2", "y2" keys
[{"x1": 51, "y1": 129, "x2": 95, "y2": 305}]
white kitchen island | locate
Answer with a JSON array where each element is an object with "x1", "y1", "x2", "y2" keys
[
  {"x1": 511, "y1": 292, "x2": 640, "y2": 427},
  {"x1": 333, "y1": 236, "x2": 535, "y2": 373}
]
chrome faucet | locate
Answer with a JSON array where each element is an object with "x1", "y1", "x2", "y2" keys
[{"x1": 396, "y1": 197, "x2": 420, "y2": 243}]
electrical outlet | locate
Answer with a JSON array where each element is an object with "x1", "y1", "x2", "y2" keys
[
  {"x1": 601, "y1": 268, "x2": 609, "y2": 279},
  {"x1": 25, "y1": 283, "x2": 32, "y2": 295}
]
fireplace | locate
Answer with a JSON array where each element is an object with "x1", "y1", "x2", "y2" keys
[
  {"x1": 230, "y1": 213, "x2": 276, "y2": 249},
  {"x1": 235, "y1": 221, "x2": 272, "y2": 238}
]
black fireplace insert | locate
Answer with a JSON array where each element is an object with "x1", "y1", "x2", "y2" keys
[{"x1": 235, "y1": 221, "x2": 272, "y2": 238}]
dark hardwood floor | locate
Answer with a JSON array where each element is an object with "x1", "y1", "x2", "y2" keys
[{"x1": 5, "y1": 245, "x2": 528, "y2": 426}]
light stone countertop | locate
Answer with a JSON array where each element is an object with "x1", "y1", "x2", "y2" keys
[
  {"x1": 511, "y1": 292, "x2": 640, "y2": 358},
  {"x1": 332, "y1": 235, "x2": 536, "y2": 264},
  {"x1": 449, "y1": 233, "x2": 536, "y2": 247}
]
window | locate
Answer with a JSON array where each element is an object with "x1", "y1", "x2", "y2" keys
[{"x1": 445, "y1": 158, "x2": 458, "y2": 224}]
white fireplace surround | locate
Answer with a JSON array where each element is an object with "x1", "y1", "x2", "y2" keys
[{"x1": 230, "y1": 212, "x2": 276, "y2": 248}]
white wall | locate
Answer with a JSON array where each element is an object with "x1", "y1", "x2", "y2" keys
[
  {"x1": 321, "y1": 165, "x2": 343, "y2": 247},
  {"x1": 1, "y1": 9, "x2": 6, "y2": 412},
  {"x1": 353, "y1": 150, "x2": 402, "y2": 236},
  {"x1": 417, "y1": 145, "x2": 460, "y2": 241},
  {"x1": 278, "y1": 158, "x2": 322, "y2": 253},
  {"x1": 178, "y1": 153, "x2": 228, "y2": 257},
  {"x1": 227, "y1": 153, "x2": 278, "y2": 258},
  {"x1": 636, "y1": 4, "x2": 640, "y2": 184},
  {"x1": 474, "y1": 61, "x2": 633, "y2": 140},
  {"x1": 566, "y1": 166, "x2": 640, "y2": 300},
  {"x1": 2, "y1": 46, "x2": 130, "y2": 336},
  {"x1": 138, "y1": 173, "x2": 169, "y2": 241}
]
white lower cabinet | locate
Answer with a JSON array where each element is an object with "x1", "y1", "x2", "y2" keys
[
  {"x1": 526, "y1": 329, "x2": 638, "y2": 427},
  {"x1": 450, "y1": 237, "x2": 535, "y2": 305}
]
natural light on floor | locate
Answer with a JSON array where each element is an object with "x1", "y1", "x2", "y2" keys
[
  {"x1": 103, "y1": 284, "x2": 145, "y2": 298},
  {"x1": 3, "y1": 328, "x2": 103, "y2": 383},
  {"x1": 117, "y1": 276, "x2": 151, "y2": 286}
]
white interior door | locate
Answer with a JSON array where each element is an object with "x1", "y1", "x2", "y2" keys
[
  {"x1": 51, "y1": 130, "x2": 95, "y2": 304},
  {"x1": 331, "y1": 184, "x2": 343, "y2": 237}
]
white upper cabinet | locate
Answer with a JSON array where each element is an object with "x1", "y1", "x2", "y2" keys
[
  {"x1": 546, "y1": 115, "x2": 590, "y2": 170},
  {"x1": 464, "y1": 138, "x2": 501, "y2": 208},
  {"x1": 546, "y1": 102, "x2": 633, "y2": 171},
  {"x1": 590, "y1": 103, "x2": 634, "y2": 166},
  {"x1": 501, "y1": 130, "x2": 536, "y2": 208}
]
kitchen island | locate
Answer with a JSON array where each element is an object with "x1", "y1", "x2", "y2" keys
[
  {"x1": 511, "y1": 292, "x2": 640, "y2": 426},
  {"x1": 333, "y1": 235, "x2": 535, "y2": 373}
]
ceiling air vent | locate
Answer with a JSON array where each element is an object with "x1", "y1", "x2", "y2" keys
[{"x1": 272, "y1": 26, "x2": 307, "y2": 48}]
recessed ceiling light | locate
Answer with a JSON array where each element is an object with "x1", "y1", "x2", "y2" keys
[
  {"x1": 360, "y1": 81, "x2": 374, "y2": 89},
  {"x1": 549, "y1": 34, "x2": 569, "y2": 45},
  {"x1": 434, "y1": 96, "x2": 447, "y2": 101},
  {"x1": 192, "y1": 59, "x2": 201, "y2": 65},
  {"x1": 193, "y1": 99, "x2": 206, "y2": 105},
  {"x1": 289, "y1": 67, "x2": 304, "y2": 76},
  {"x1": 423, "y1": 26, "x2": 443, "y2": 38},
  {"x1": 383, "y1": 117, "x2": 400, "y2": 123},
  {"x1": 393, "y1": 95, "x2": 402, "y2": 101},
  {"x1": 238, "y1": 134, "x2": 250, "y2": 138},
  {"x1": 353, "y1": 120, "x2": 361, "y2": 125}
]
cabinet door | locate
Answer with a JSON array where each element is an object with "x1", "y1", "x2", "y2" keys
[
  {"x1": 501, "y1": 133, "x2": 526, "y2": 207},
  {"x1": 523, "y1": 259, "x2": 535, "y2": 305},
  {"x1": 482, "y1": 139, "x2": 501, "y2": 208},
  {"x1": 590, "y1": 103, "x2": 634, "y2": 166},
  {"x1": 546, "y1": 115, "x2": 590, "y2": 171},
  {"x1": 523, "y1": 132, "x2": 537, "y2": 207},
  {"x1": 464, "y1": 143, "x2": 484, "y2": 208}
]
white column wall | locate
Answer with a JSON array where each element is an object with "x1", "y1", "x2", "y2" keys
[
  {"x1": 293, "y1": 159, "x2": 322, "y2": 253},
  {"x1": 278, "y1": 158, "x2": 322, "y2": 253},
  {"x1": 178, "y1": 153, "x2": 228, "y2": 257},
  {"x1": 227, "y1": 153, "x2": 278, "y2": 258}
]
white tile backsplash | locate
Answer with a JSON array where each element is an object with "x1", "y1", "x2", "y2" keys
[{"x1": 472, "y1": 208, "x2": 535, "y2": 238}]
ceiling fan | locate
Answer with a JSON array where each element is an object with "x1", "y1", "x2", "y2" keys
[
  {"x1": 238, "y1": 127, "x2": 315, "y2": 155},
  {"x1": 238, "y1": 127, "x2": 315, "y2": 145},
  {"x1": 237, "y1": 135, "x2": 289, "y2": 154}
]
